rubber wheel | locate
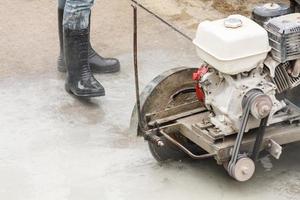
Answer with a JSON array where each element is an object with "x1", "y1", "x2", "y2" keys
[{"x1": 148, "y1": 136, "x2": 186, "y2": 162}]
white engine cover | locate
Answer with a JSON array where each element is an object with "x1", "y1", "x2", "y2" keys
[{"x1": 193, "y1": 15, "x2": 271, "y2": 75}]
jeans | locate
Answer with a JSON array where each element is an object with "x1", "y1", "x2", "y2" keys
[{"x1": 58, "y1": 0, "x2": 94, "y2": 30}]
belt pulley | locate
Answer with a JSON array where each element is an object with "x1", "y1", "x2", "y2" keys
[{"x1": 227, "y1": 90, "x2": 272, "y2": 182}]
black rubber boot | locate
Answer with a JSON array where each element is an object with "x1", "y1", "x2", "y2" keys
[
  {"x1": 57, "y1": 9, "x2": 120, "y2": 73},
  {"x1": 88, "y1": 43, "x2": 120, "y2": 73},
  {"x1": 57, "y1": 8, "x2": 66, "y2": 72},
  {"x1": 64, "y1": 28, "x2": 105, "y2": 97},
  {"x1": 88, "y1": 15, "x2": 120, "y2": 73}
]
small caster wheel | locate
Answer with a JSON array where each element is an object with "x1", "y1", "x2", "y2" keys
[{"x1": 230, "y1": 157, "x2": 256, "y2": 182}]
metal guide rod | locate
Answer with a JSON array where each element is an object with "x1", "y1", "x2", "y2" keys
[
  {"x1": 132, "y1": 5, "x2": 143, "y2": 135},
  {"x1": 131, "y1": 0, "x2": 193, "y2": 42},
  {"x1": 160, "y1": 129, "x2": 215, "y2": 159}
]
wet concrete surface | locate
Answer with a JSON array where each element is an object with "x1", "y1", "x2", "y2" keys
[{"x1": 0, "y1": 0, "x2": 300, "y2": 200}]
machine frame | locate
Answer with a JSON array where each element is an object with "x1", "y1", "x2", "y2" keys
[{"x1": 131, "y1": 2, "x2": 300, "y2": 181}]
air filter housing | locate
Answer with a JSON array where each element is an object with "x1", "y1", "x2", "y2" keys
[
  {"x1": 252, "y1": 3, "x2": 291, "y2": 26},
  {"x1": 265, "y1": 13, "x2": 300, "y2": 63}
]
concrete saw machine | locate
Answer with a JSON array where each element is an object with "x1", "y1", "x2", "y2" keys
[{"x1": 131, "y1": 1, "x2": 300, "y2": 182}]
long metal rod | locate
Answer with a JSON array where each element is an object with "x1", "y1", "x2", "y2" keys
[
  {"x1": 132, "y1": 5, "x2": 143, "y2": 135},
  {"x1": 131, "y1": 0, "x2": 193, "y2": 42},
  {"x1": 160, "y1": 130, "x2": 215, "y2": 159}
]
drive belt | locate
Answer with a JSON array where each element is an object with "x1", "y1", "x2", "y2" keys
[{"x1": 227, "y1": 91, "x2": 265, "y2": 176}]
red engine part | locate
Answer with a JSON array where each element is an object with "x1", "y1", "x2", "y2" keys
[{"x1": 193, "y1": 66, "x2": 208, "y2": 102}]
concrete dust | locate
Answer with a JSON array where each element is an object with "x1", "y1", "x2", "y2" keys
[
  {"x1": 59, "y1": 99, "x2": 105, "y2": 125},
  {"x1": 260, "y1": 155, "x2": 274, "y2": 171},
  {"x1": 138, "y1": 0, "x2": 289, "y2": 37},
  {"x1": 211, "y1": 0, "x2": 289, "y2": 15}
]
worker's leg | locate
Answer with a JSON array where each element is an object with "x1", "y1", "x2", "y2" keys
[
  {"x1": 57, "y1": 0, "x2": 120, "y2": 73},
  {"x1": 58, "y1": 0, "x2": 66, "y2": 9},
  {"x1": 57, "y1": 0, "x2": 66, "y2": 72},
  {"x1": 63, "y1": 0, "x2": 105, "y2": 97},
  {"x1": 63, "y1": 0, "x2": 94, "y2": 30}
]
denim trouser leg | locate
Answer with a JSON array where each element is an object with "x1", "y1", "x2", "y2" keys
[
  {"x1": 58, "y1": 0, "x2": 94, "y2": 30},
  {"x1": 58, "y1": 0, "x2": 66, "y2": 9}
]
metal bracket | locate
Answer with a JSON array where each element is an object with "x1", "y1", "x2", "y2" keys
[{"x1": 265, "y1": 139, "x2": 283, "y2": 159}]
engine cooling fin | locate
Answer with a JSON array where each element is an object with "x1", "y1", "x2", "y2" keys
[
  {"x1": 274, "y1": 62, "x2": 300, "y2": 93},
  {"x1": 265, "y1": 13, "x2": 300, "y2": 63}
]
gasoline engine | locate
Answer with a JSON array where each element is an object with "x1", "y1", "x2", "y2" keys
[
  {"x1": 133, "y1": 1, "x2": 300, "y2": 182},
  {"x1": 193, "y1": 4, "x2": 300, "y2": 138}
]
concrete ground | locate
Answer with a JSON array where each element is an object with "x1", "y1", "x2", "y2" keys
[{"x1": 0, "y1": 0, "x2": 299, "y2": 200}]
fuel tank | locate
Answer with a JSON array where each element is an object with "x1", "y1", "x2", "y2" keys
[{"x1": 193, "y1": 15, "x2": 271, "y2": 75}]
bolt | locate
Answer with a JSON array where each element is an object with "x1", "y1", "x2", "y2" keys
[
  {"x1": 157, "y1": 141, "x2": 164, "y2": 147},
  {"x1": 267, "y1": 142, "x2": 272, "y2": 148},
  {"x1": 259, "y1": 105, "x2": 271, "y2": 117},
  {"x1": 241, "y1": 166, "x2": 250, "y2": 175}
]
